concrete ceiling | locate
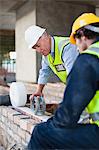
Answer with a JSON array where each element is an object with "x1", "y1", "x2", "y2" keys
[
  {"x1": 65, "y1": 0, "x2": 99, "y2": 7},
  {"x1": 0, "y1": 0, "x2": 27, "y2": 13},
  {"x1": 0, "y1": 0, "x2": 99, "y2": 14}
]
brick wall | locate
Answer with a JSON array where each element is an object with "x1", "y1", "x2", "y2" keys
[
  {"x1": 25, "y1": 82, "x2": 65, "y2": 104},
  {"x1": 0, "y1": 106, "x2": 44, "y2": 149},
  {"x1": 0, "y1": 82, "x2": 65, "y2": 149}
]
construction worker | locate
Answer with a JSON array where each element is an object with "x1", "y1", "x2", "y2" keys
[
  {"x1": 27, "y1": 13, "x2": 99, "y2": 149},
  {"x1": 25, "y1": 25, "x2": 79, "y2": 100}
]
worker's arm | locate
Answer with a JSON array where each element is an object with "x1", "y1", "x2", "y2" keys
[
  {"x1": 52, "y1": 54, "x2": 98, "y2": 127},
  {"x1": 30, "y1": 56, "x2": 53, "y2": 100},
  {"x1": 38, "y1": 56, "x2": 53, "y2": 84},
  {"x1": 29, "y1": 84, "x2": 45, "y2": 100},
  {"x1": 62, "y1": 43, "x2": 79, "y2": 75}
]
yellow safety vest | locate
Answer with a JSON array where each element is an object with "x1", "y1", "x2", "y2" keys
[
  {"x1": 82, "y1": 41, "x2": 99, "y2": 126},
  {"x1": 47, "y1": 36, "x2": 70, "y2": 83}
]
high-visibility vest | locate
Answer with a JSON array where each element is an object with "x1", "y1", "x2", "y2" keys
[
  {"x1": 47, "y1": 36, "x2": 70, "y2": 83},
  {"x1": 82, "y1": 41, "x2": 99, "y2": 126}
]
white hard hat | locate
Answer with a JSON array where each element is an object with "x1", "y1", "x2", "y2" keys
[{"x1": 25, "y1": 25, "x2": 46, "y2": 49}]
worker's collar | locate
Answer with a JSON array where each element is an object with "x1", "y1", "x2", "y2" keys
[{"x1": 91, "y1": 37, "x2": 99, "y2": 45}]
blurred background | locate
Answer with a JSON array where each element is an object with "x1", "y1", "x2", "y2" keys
[{"x1": 0, "y1": 0, "x2": 99, "y2": 85}]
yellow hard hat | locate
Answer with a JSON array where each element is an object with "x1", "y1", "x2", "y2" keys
[{"x1": 70, "y1": 13, "x2": 99, "y2": 44}]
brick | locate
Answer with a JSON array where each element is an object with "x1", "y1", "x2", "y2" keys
[
  {"x1": 13, "y1": 115, "x2": 20, "y2": 125},
  {"x1": 1, "y1": 115, "x2": 5, "y2": 123},
  {"x1": 5, "y1": 119, "x2": 10, "y2": 128},
  {"x1": 8, "y1": 113, "x2": 14, "y2": 122},
  {"x1": 14, "y1": 134, "x2": 22, "y2": 143},
  {"x1": 7, "y1": 108, "x2": 16, "y2": 122},
  {"x1": 27, "y1": 121, "x2": 35, "y2": 134},
  {"x1": 7, "y1": 137, "x2": 15, "y2": 149},
  {"x1": 0, "y1": 122, "x2": 4, "y2": 129},
  {"x1": 27, "y1": 125, "x2": 35, "y2": 134},
  {"x1": 21, "y1": 139, "x2": 27, "y2": 147},
  {"x1": 2, "y1": 107, "x2": 8, "y2": 117},
  {"x1": 20, "y1": 119, "x2": 28, "y2": 131},
  {"x1": 7, "y1": 127, "x2": 14, "y2": 138},
  {"x1": 58, "y1": 92, "x2": 64, "y2": 98},
  {"x1": 10, "y1": 123, "x2": 18, "y2": 134},
  {"x1": 7, "y1": 134, "x2": 12, "y2": 143},
  {"x1": 25, "y1": 131, "x2": 31, "y2": 143},
  {"x1": 8, "y1": 107, "x2": 18, "y2": 121},
  {"x1": 0, "y1": 107, "x2": 2, "y2": 114},
  {"x1": 18, "y1": 127, "x2": 26, "y2": 140},
  {"x1": 0, "y1": 122, "x2": 3, "y2": 129},
  {"x1": 0, "y1": 114, "x2": 2, "y2": 121}
]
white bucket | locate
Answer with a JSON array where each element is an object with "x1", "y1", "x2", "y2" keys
[{"x1": 10, "y1": 82, "x2": 27, "y2": 107}]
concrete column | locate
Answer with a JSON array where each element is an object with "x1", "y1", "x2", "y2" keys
[
  {"x1": 16, "y1": 0, "x2": 37, "y2": 83},
  {"x1": 96, "y1": 7, "x2": 99, "y2": 15},
  {"x1": 0, "y1": 12, "x2": 16, "y2": 30}
]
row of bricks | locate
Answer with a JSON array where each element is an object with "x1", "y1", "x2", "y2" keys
[
  {"x1": 0, "y1": 124, "x2": 30, "y2": 147},
  {"x1": 25, "y1": 83, "x2": 65, "y2": 103},
  {"x1": 0, "y1": 106, "x2": 43, "y2": 148},
  {"x1": 0, "y1": 106, "x2": 41, "y2": 134},
  {"x1": 25, "y1": 83, "x2": 65, "y2": 98}
]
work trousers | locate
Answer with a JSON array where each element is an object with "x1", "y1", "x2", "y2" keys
[{"x1": 27, "y1": 119, "x2": 99, "y2": 150}]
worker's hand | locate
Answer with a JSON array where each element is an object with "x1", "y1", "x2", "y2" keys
[
  {"x1": 30, "y1": 84, "x2": 45, "y2": 101},
  {"x1": 29, "y1": 91, "x2": 44, "y2": 101}
]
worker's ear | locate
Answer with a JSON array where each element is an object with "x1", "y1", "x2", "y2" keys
[{"x1": 81, "y1": 35, "x2": 87, "y2": 41}]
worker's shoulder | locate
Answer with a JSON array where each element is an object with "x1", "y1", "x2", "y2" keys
[
  {"x1": 62, "y1": 43, "x2": 78, "y2": 57},
  {"x1": 63, "y1": 42, "x2": 77, "y2": 51},
  {"x1": 79, "y1": 53, "x2": 99, "y2": 61},
  {"x1": 75, "y1": 53, "x2": 99, "y2": 68},
  {"x1": 74, "y1": 54, "x2": 99, "y2": 78}
]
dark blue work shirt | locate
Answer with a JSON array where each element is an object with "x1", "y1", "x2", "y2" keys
[
  {"x1": 53, "y1": 53, "x2": 99, "y2": 128},
  {"x1": 28, "y1": 53, "x2": 99, "y2": 149}
]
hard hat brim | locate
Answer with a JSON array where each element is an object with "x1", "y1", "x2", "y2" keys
[
  {"x1": 28, "y1": 28, "x2": 46, "y2": 49},
  {"x1": 70, "y1": 33, "x2": 76, "y2": 44},
  {"x1": 70, "y1": 13, "x2": 99, "y2": 45},
  {"x1": 25, "y1": 25, "x2": 46, "y2": 49}
]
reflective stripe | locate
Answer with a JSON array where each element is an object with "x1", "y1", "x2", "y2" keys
[
  {"x1": 90, "y1": 112, "x2": 99, "y2": 121},
  {"x1": 84, "y1": 25, "x2": 99, "y2": 33},
  {"x1": 82, "y1": 47, "x2": 99, "y2": 58},
  {"x1": 89, "y1": 47, "x2": 99, "y2": 53}
]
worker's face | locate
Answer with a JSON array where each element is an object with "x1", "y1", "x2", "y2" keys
[
  {"x1": 32, "y1": 34, "x2": 51, "y2": 56},
  {"x1": 75, "y1": 36, "x2": 88, "y2": 53}
]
